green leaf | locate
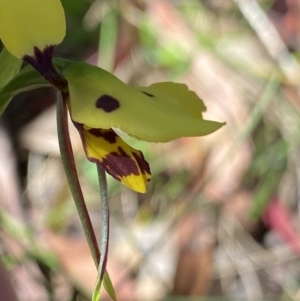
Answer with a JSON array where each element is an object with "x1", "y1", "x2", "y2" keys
[
  {"x1": 0, "y1": 58, "x2": 71, "y2": 115},
  {"x1": 0, "y1": 47, "x2": 22, "y2": 89},
  {"x1": 92, "y1": 286, "x2": 101, "y2": 301},
  {"x1": 103, "y1": 272, "x2": 117, "y2": 301},
  {"x1": 92, "y1": 272, "x2": 117, "y2": 301},
  {"x1": 0, "y1": 65, "x2": 49, "y2": 114}
]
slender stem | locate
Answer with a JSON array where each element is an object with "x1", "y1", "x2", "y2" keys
[
  {"x1": 56, "y1": 91, "x2": 100, "y2": 267},
  {"x1": 93, "y1": 166, "x2": 110, "y2": 299}
]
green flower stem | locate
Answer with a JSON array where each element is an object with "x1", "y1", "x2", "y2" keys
[
  {"x1": 92, "y1": 166, "x2": 110, "y2": 300},
  {"x1": 98, "y1": 9, "x2": 118, "y2": 71},
  {"x1": 56, "y1": 91, "x2": 100, "y2": 267}
]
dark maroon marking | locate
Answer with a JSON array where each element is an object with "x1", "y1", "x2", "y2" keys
[
  {"x1": 99, "y1": 147, "x2": 151, "y2": 181},
  {"x1": 23, "y1": 46, "x2": 54, "y2": 70},
  {"x1": 100, "y1": 148, "x2": 139, "y2": 181},
  {"x1": 23, "y1": 46, "x2": 68, "y2": 90},
  {"x1": 88, "y1": 128, "x2": 118, "y2": 144},
  {"x1": 95, "y1": 95, "x2": 120, "y2": 112},
  {"x1": 133, "y1": 151, "x2": 151, "y2": 176},
  {"x1": 73, "y1": 121, "x2": 84, "y2": 131},
  {"x1": 142, "y1": 91, "x2": 155, "y2": 97}
]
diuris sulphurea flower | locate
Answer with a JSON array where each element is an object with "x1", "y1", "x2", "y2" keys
[
  {"x1": 63, "y1": 61, "x2": 225, "y2": 192},
  {"x1": 0, "y1": 1, "x2": 225, "y2": 299},
  {"x1": 0, "y1": 0, "x2": 225, "y2": 193}
]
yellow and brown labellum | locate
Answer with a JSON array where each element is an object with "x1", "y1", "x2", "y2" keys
[{"x1": 74, "y1": 124, "x2": 151, "y2": 193}]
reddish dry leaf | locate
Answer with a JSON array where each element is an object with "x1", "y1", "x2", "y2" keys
[
  {"x1": 263, "y1": 199, "x2": 300, "y2": 254},
  {"x1": 172, "y1": 213, "x2": 215, "y2": 296}
]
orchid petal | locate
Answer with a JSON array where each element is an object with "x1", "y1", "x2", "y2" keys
[
  {"x1": 0, "y1": 0, "x2": 65, "y2": 58},
  {"x1": 64, "y1": 61, "x2": 225, "y2": 143},
  {"x1": 75, "y1": 124, "x2": 151, "y2": 193}
]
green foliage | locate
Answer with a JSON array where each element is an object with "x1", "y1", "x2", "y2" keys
[
  {"x1": 0, "y1": 65, "x2": 47, "y2": 114},
  {"x1": 0, "y1": 58, "x2": 71, "y2": 114},
  {"x1": 138, "y1": 17, "x2": 191, "y2": 74},
  {"x1": 245, "y1": 123, "x2": 288, "y2": 218},
  {"x1": 0, "y1": 47, "x2": 23, "y2": 112},
  {"x1": 0, "y1": 47, "x2": 22, "y2": 89}
]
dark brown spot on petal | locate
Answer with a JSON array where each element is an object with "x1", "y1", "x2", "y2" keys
[
  {"x1": 142, "y1": 91, "x2": 155, "y2": 97},
  {"x1": 96, "y1": 95, "x2": 120, "y2": 112},
  {"x1": 88, "y1": 128, "x2": 118, "y2": 144}
]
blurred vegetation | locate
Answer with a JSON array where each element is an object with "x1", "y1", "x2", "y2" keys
[{"x1": 1, "y1": 0, "x2": 300, "y2": 301}]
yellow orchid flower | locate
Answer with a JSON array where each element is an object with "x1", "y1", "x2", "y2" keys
[
  {"x1": 0, "y1": 0, "x2": 224, "y2": 193},
  {"x1": 62, "y1": 61, "x2": 225, "y2": 193},
  {"x1": 0, "y1": 0, "x2": 65, "y2": 58}
]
